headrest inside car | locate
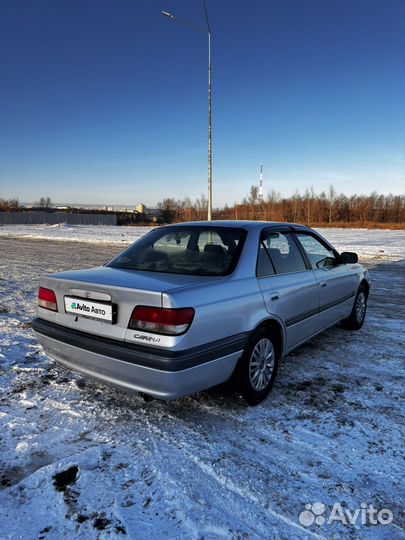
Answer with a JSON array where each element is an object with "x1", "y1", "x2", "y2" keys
[{"x1": 204, "y1": 244, "x2": 225, "y2": 254}]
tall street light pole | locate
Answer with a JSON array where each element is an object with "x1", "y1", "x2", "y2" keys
[{"x1": 161, "y1": 1, "x2": 212, "y2": 221}]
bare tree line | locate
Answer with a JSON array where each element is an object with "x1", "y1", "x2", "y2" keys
[
  {"x1": 157, "y1": 194, "x2": 209, "y2": 223},
  {"x1": 2, "y1": 187, "x2": 404, "y2": 226},
  {"x1": 158, "y1": 186, "x2": 404, "y2": 226},
  {"x1": 0, "y1": 198, "x2": 20, "y2": 211},
  {"x1": 0, "y1": 197, "x2": 53, "y2": 211}
]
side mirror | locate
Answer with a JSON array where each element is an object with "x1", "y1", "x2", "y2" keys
[{"x1": 340, "y1": 251, "x2": 358, "y2": 264}]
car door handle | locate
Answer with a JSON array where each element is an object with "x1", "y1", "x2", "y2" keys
[
  {"x1": 269, "y1": 293, "x2": 280, "y2": 301},
  {"x1": 320, "y1": 281, "x2": 328, "y2": 288}
]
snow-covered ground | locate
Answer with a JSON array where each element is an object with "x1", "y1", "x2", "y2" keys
[
  {"x1": 0, "y1": 223, "x2": 404, "y2": 260},
  {"x1": 0, "y1": 234, "x2": 404, "y2": 540},
  {"x1": 0, "y1": 223, "x2": 150, "y2": 245}
]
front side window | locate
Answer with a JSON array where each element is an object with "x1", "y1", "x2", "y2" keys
[
  {"x1": 258, "y1": 231, "x2": 307, "y2": 276},
  {"x1": 295, "y1": 233, "x2": 337, "y2": 268},
  {"x1": 108, "y1": 226, "x2": 246, "y2": 276}
]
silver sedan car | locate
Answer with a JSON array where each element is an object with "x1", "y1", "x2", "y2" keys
[{"x1": 33, "y1": 221, "x2": 370, "y2": 405}]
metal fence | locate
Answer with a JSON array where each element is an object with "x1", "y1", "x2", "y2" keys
[{"x1": 0, "y1": 212, "x2": 117, "y2": 226}]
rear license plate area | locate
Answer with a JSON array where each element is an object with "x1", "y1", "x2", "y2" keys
[{"x1": 64, "y1": 296, "x2": 117, "y2": 324}]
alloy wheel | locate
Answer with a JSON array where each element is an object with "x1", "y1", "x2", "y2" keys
[{"x1": 248, "y1": 338, "x2": 275, "y2": 391}]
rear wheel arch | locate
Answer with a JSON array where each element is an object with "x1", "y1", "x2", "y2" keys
[
  {"x1": 229, "y1": 318, "x2": 283, "y2": 405},
  {"x1": 251, "y1": 318, "x2": 284, "y2": 359},
  {"x1": 237, "y1": 320, "x2": 282, "y2": 405}
]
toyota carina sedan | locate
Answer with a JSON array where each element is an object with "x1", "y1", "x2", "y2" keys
[{"x1": 33, "y1": 221, "x2": 370, "y2": 405}]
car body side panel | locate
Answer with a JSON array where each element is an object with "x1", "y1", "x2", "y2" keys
[
  {"x1": 151, "y1": 277, "x2": 271, "y2": 351},
  {"x1": 312, "y1": 264, "x2": 356, "y2": 330},
  {"x1": 257, "y1": 270, "x2": 320, "y2": 350}
]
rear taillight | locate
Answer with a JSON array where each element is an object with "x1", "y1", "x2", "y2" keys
[
  {"x1": 129, "y1": 306, "x2": 195, "y2": 336},
  {"x1": 38, "y1": 287, "x2": 58, "y2": 312}
]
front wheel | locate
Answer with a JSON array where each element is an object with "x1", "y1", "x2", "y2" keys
[
  {"x1": 342, "y1": 285, "x2": 367, "y2": 330},
  {"x1": 239, "y1": 327, "x2": 279, "y2": 406}
]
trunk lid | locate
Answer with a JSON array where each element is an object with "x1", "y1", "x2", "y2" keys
[{"x1": 38, "y1": 266, "x2": 220, "y2": 342}]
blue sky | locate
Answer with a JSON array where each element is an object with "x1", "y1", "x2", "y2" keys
[{"x1": 0, "y1": 0, "x2": 404, "y2": 207}]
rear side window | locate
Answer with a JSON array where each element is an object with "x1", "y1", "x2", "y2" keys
[
  {"x1": 108, "y1": 226, "x2": 246, "y2": 276},
  {"x1": 258, "y1": 231, "x2": 307, "y2": 276},
  {"x1": 257, "y1": 245, "x2": 276, "y2": 277}
]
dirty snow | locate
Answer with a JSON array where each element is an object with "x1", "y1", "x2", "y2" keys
[
  {"x1": 0, "y1": 235, "x2": 404, "y2": 540},
  {"x1": 0, "y1": 223, "x2": 404, "y2": 261}
]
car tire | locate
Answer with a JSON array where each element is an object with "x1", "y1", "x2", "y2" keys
[
  {"x1": 342, "y1": 285, "x2": 368, "y2": 330},
  {"x1": 239, "y1": 327, "x2": 279, "y2": 406}
]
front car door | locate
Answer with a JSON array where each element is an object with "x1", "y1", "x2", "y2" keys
[
  {"x1": 256, "y1": 228, "x2": 320, "y2": 351},
  {"x1": 293, "y1": 231, "x2": 356, "y2": 331}
]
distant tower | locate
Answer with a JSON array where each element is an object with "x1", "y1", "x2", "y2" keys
[{"x1": 258, "y1": 163, "x2": 264, "y2": 201}]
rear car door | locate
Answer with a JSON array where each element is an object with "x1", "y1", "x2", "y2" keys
[
  {"x1": 257, "y1": 228, "x2": 320, "y2": 351},
  {"x1": 294, "y1": 231, "x2": 356, "y2": 331}
]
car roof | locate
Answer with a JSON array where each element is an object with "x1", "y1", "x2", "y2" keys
[{"x1": 163, "y1": 220, "x2": 313, "y2": 231}]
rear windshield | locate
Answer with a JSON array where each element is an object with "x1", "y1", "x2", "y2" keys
[{"x1": 107, "y1": 226, "x2": 247, "y2": 276}]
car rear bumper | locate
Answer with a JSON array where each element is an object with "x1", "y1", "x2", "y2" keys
[{"x1": 33, "y1": 318, "x2": 247, "y2": 399}]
